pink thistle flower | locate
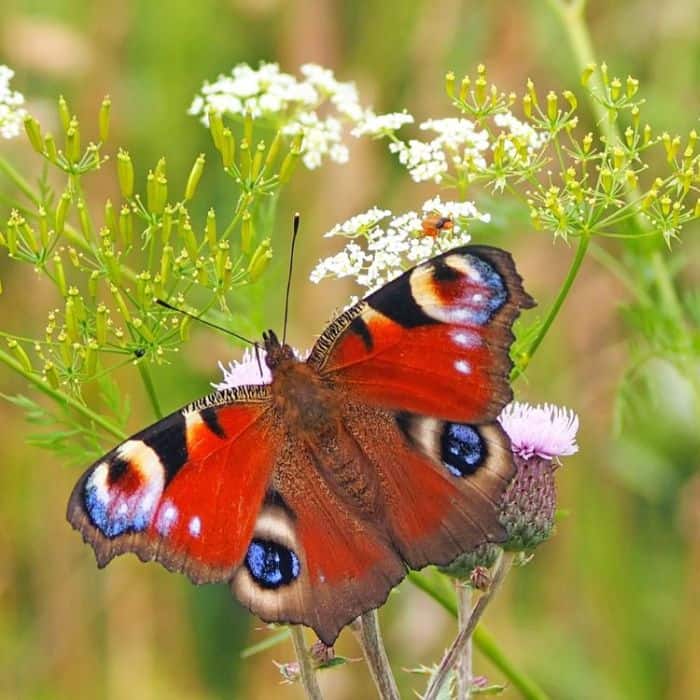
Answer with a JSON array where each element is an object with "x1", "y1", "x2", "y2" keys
[{"x1": 498, "y1": 402, "x2": 579, "y2": 460}]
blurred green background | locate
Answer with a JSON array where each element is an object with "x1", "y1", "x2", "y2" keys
[{"x1": 1, "y1": 1, "x2": 699, "y2": 698}]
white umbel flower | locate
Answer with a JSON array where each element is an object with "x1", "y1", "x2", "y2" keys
[{"x1": 0, "y1": 66, "x2": 26, "y2": 140}]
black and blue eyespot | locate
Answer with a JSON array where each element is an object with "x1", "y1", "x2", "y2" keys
[
  {"x1": 440, "y1": 423, "x2": 486, "y2": 477},
  {"x1": 245, "y1": 538, "x2": 301, "y2": 589},
  {"x1": 467, "y1": 256, "x2": 508, "y2": 324}
]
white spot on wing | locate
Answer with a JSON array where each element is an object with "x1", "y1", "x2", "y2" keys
[
  {"x1": 156, "y1": 501, "x2": 178, "y2": 535},
  {"x1": 451, "y1": 330, "x2": 480, "y2": 348},
  {"x1": 189, "y1": 516, "x2": 202, "y2": 537},
  {"x1": 455, "y1": 359, "x2": 472, "y2": 375}
]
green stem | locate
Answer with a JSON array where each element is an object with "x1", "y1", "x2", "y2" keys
[
  {"x1": 136, "y1": 361, "x2": 163, "y2": 419},
  {"x1": 407, "y1": 571, "x2": 549, "y2": 700},
  {"x1": 352, "y1": 610, "x2": 400, "y2": 700},
  {"x1": 0, "y1": 348, "x2": 125, "y2": 440},
  {"x1": 512, "y1": 233, "x2": 589, "y2": 380},
  {"x1": 0, "y1": 156, "x2": 41, "y2": 205},
  {"x1": 289, "y1": 626, "x2": 324, "y2": 700}
]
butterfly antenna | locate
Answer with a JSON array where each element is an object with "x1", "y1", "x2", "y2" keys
[
  {"x1": 282, "y1": 212, "x2": 301, "y2": 345},
  {"x1": 155, "y1": 299, "x2": 255, "y2": 346},
  {"x1": 253, "y1": 342, "x2": 265, "y2": 378}
]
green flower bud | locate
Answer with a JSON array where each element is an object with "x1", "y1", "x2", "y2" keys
[
  {"x1": 56, "y1": 192, "x2": 71, "y2": 236},
  {"x1": 119, "y1": 205, "x2": 133, "y2": 246},
  {"x1": 44, "y1": 362, "x2": 60, "y2": 389},
  {"x1": 208, "y1": 109, "x2": 224, "y2": 150},
  {"x1": 110, "y1": 285, "x2": 131, "y2": 322},
  {"x1": 445, "y1": 71, "x2": 455, "y2": 99},
  {"x1": 77, "y1": 199, "x2": 92, "y2": 240},
  {"x1": 263, "y1": 131, "x2": 283, "y2": 174},
  {"x1": 252, "y1": 141, "x2": 265, "y2": 181},
  {"x1": 117, "y1": 149, "x2": 134, "y2": 198},
  {"x1": 582, "y1": 132, "x2": 593, "y2": 154},
  {"x1": 562, "y1": 90, "x2": 577, "y2": 111},
  {"x1": 66, "y1": 119, "x2": 81, "y2": 163},
  {"x1": 44, "y1": 133, "x2": 58, "y2": 162},
  {"x1": 580, "y1": 63, "x2": 595, "y2": 87},
  {"x1": 613, "y1": 147, "x2": 625, "y2": 171},
  {"x1": 24, "y1": 116, "x2": 44, "y2": 154},
  {"x1": 64, "y1": 298, "x2": 79, "y2": 340},
  {"x1": 7, "y1": 339, "x2": 32, "y2": 373},
  {"x1": 475, "y1": 77, "x2": 487, "y2": 106},
  {"x1": 182, "y1": 221, "x2": 198, "y2": 262},
  {"x1": 239, "y1": 138, "x2": 252, "y2": 176},
  {"x1": 522, "y1": 93, "x2": 532, "y2": 119},
  {"x1": 661, "y1": 195, "x2": 672, "y2": 216},
  {"x1": 221, "y1": 128, "x2": 235, "y2": 168},
  {"x1": 58, "y1": 95, "x2": 71, "y2": 131},
  {"x1": 53, "y1": 254, "x2": 67, "y2": 296},
  {"x1": 240, "y1": 210, "x2": 253, "y2": 253},
  {"x1": 643, "y1": 124, "x2": 652, "y2": 145},
  {"x1": 184, "y1": 154, "x2": 205, "y2": 201},
  {"x1": 625, "y1": 170, "x2": 638, "y2": 189},
  {"x1": 279, "y1": 147, "x2": 301, "y2": 184},
  {"x1": 88, "y1": 270, "x2": 99, "y2": 300},
  {"x1": 600, "y1": 62, "x2": 609, "y2": 87},
  {"x1": 161, "y1": 206, "x2": 173, "y2": 244},
  {"x1": 459, "y1": 76, "x2": 470, "y2": 102},
  {"x1": 98, "y1": 95, "x2": 111, "y2": 142},
  {"x1": 610, "y1": 77, "x2": 621, "y2": 102},
  {"x1": 626, "y1": 76, "x2": 639, "y2": 99},
  {"x1": 85, "y1": 339, "x2": 99, "y2": 375},
  {"x1": 631, "y1": 106, "x2": 640, "y2": 131},
  {"x1": 546, "y1": 91, "x2": 558, "y2": 122},
  {"x1": 104, "y1": 199, "x2": 117, "y2": 233},
  {"x1": 96, "y1": 304, "x2": 108, "y2": 344},
  {"x1": 205, "y1": 209, "x2": 217, "y2": 250},
  {"x1": 247, "y1": 238, "x2": 272, "y2": 282}
]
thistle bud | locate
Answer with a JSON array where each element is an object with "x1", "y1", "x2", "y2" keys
[
  {"x1": 98, "y1": 96, "x2": 111, "y2": 142},
  {"x1": 439, "y1": 543, "x2": 500, "y2": 580},
  {"x1": 24, "y1": 116, "x2": 44, "y2": 154},
  {"x1": 184, "y1": 154, "x2": 205, "y2": 201},
  {"x1": 117, "y1": 149, "x2": 134, "y2": 198}
]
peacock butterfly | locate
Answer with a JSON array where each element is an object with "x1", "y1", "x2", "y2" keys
[{"x1": 67, "y1": 244, "x2": 534, "y2": 645}]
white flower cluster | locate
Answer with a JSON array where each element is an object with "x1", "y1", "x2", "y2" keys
[
  {"x1": 0, "y1": 66, "x2": 26, "y2": 140},
  {"x1": 351, "y1": 111, "x2": 414, "y2": 138},
  {"x1": 189, "y1": 62, "x2": 366, "y2": 170},
  {"x1": 310, "y1": 197, "x2": 490, "y2": 293},
  {"x1": 388, "y1": 117, "x2": 490, "y2": 183}
]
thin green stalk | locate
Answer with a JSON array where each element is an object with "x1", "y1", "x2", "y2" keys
[
  {"x1": 353, "y1": 610, "x2": 400, "y2": 700},
  {"x1": 456, "y1": 583, "x2": 473, "y2": 700},
  {"x1": 512, "y1": 233, "x2": 589, "y2": 380},
  {"x1": 407, "y1": 571, "x2": 549, "y2": 700},
  {"x1": 0, "y1": 156, "x2": 41, "y2": 205},
  {"x1": 289, "y1": 626, "x2": 324, "y2": 700},
  {"x1": 0, "y1": 348, "x2": 125, "y2": 440},
  {"x1": 136, "y1": 361, "x2": 163, "y2": 419}
]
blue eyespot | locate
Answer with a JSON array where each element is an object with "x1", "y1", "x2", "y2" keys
[
  {"x1": 441, "y1": 423, "x2": 485, "y2": 477},
  {"x1": 468, "y1": 257, "x2": 507, "y2": 324},
  {"x1": 246, "y1": 538, "x2": 300, "y2": 589}
]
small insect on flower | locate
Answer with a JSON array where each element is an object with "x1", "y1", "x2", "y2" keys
[{"x1": 421, "y1": 214, "x2": 454, "y2": 237}]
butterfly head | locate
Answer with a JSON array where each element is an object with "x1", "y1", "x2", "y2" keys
[{"x1": 262, "y1": 330, "x2": 296, "y2": 370}]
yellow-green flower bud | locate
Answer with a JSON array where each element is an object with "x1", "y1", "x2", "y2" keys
[
  {"x1": 99, "y1": 96, "x2": 111, "y2": 142},
  {"x1": 613, "y1": 147, "x2": 625, "y2": 170},
  {"x1": 625, "y1": 170, "x2": 638, "y2": 189},
  {"x1": 64, "y1": 298, "x2": 79, "y2": 340},
  {"x1": 239, "y1": 139, "x2": 252, "y2": 177},
  {"x1": 581, "y1": 63, "x2": 595, "y2": 87},
  {"x1": 562, "y1": 90, "x2": 577, "y2": 111},
  {"x1": 642, "y1": 188, "x2": 658, "y2": 210},
  {"x1": 626, "y1": 76, "x2": 639, "y2": 99},
  {"x1": 241, "y1": 210, "x2": 253, "y2": 253},
  {"x1": 184, "y1": 154, "x2": 205, "y2": 201},
  {"x1": 459, "y1": 76, "x2": 470, "y2": 102},
  {"x1": 153, "y1": 174, "x2": 167, "y2": 214},
  {"x1": 67, "y1": 246, "x2": 80, "y2": 268},
  {"x1": 208, "y1": 109, "x2": 224, "y2": 150},
  {"x1": 474, "y1": 77, "x2": 487, "y2": 106},
  {"x1": 88, "y1": 270, "x2": 99, "y2": 299},
  {"x1": 526, "y1": 78, "x2": 538, "y2": 108},
  {"x1": 252, "y1": 141, "x2": 265, "y2": 181},
  {"x1": 110, "y1": 285, "x2": 131, "y2": 322},
  {"x1": 104, "y1": 198, "x2": 117, "y2": 233},
  {"x1": 263, "y1": 131, "x2": 283, "y2": 174},
  {"x1": 694, "y1": 199, "x2": 700, "y2": 218},
  {"x1": 161, "y1": 206, "x2": 173, "y2": 244},
  {"x1": 8, "y1": 339, "x2": 32, "y2": 373},
  {"x1": 221, "y1": 128, "x2": 235, "y2": 168},
  {"x1": 85, "y1": 339, "x2": 99, "y2": 375},
  {"x1": 77, "y1": 199, "x2": 92, "y2": 240},
  {"x1": 58, "y1": 95, "x2": 71, "y2": 131},
  {"x1": 631, "y1": 106, "x2": 640, "y2": 131},
  {"x1": 117, "y1": 149, "x2": 134, "y2": 198},
  {"x1": 44, "y1": 362, "x2": 60, "y2": 388},
  {"x1": 206, "y1": 209, "x2": 217, "y2": 250},
  {"x1": 582, "y1": 132, "x2": 593, "y2": 154},
  {"x1": 160, "y1": 245, "x2": 173, "y2": 286},
  {"x1": 279, "y1": 148, "x2": 301, "y2": 184},
  {"x1": 119, "y1": 205, "x2": 133, "y2": 246},
  {"x1": 600, "y1": 168, "x2": 613, "y2": 194},
  {"x1": 660, "y1": 196, "x2": 672, "y2": 216},
  {"x1": 96, "y1": 304, "x2": 108, "y2": 344},
  {"x1": 600, "y1": 62, "x2": 609, "y2": 87},
  {"x1": 24, "y1": 116, "x2": 44, "y2": 154},
  {"x1": 38, "y1": 207, "x2": 50, "y2": 247},
  {"x1": 56, "y1": 192, "x2": 71, "y2": 236},
  {"x1": 643, "y1": 124, "x2": 652, "y2": 145},
  {"x1": 546, "y1": 91, "x2": 558, "y2": 121},
  {"x1": 53, "y1": 254, "x2": 67, "y2": 296},
  {"x1": 445, "y1": 71, "x2": 455, "y2": 99},
  {"x1": 182, "y1": 221, "x2": 198, "y2": 261},
  {"x1": 610, "y1": 77, "x2": 621, "y2": 102},
  {"x1": 247, "y1": 238, "x2": 272, "y2": 282},
  {"x1": 154, "y1": 157, "x2": 166, "y2": 179},
  {"x1": 44, "y1": 133, "x2": 58, "y2": 162},
  {"x1": 66, "y1": 119, "x2": 80, "y2": 163},
  {"x1": 522, "y1": 93, "x2": 532, "y2": 119}
]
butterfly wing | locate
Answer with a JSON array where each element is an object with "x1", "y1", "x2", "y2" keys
[
  {"x1": 308, "y1": 245, "x2": 534, "y2": 422},
  {"x1": 67, "y1": 385, "x2": 278, "y2": 584}
]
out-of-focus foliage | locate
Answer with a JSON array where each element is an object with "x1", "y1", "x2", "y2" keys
[{"x1": 1, "y1": 1, "x2": 699, "y2": 699}]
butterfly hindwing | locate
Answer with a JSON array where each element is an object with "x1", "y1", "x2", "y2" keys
[
  {"x1": 308, "y1": 245, "x2": 535, "y2": 423},
  {"x1": 67, "y1": 385, "x2": 277, "y2": 583}
]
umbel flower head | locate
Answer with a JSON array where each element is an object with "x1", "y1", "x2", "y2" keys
[
  {"x1": 498, "y1": 402, "x2": 579, "y2": 551},
  {"x1": 0, "y1": 66, "x2": 26, "y2": 139}
]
